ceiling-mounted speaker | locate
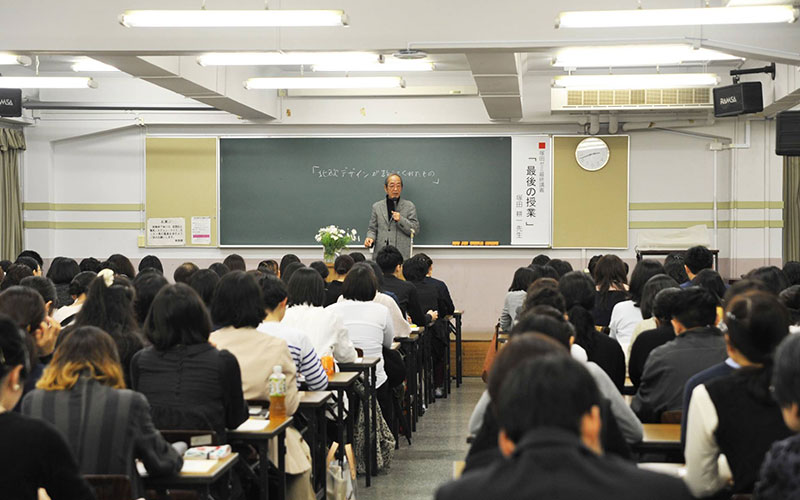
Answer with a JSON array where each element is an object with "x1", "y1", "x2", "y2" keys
[{"x1": 713, "y1": 82, "x2": 763, "y2": 117}]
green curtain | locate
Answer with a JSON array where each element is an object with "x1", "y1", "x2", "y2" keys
[
  {"x1": 784, "y1": 156, "x2": 800, "y2": 262},
  {"x1": 0, "y1": 128, "x2": 25, "y2": 260}
]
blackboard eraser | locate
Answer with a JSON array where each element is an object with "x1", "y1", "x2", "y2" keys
[
  {"x1": 485, "y1": 241, "x2": 500, "y2": 246},
  {"x1": 469, "y1": 241, "x2": 484, "y2": 246},
  {"x1": 451, "y1": 241, "x2": 461, "y2": 246},
  {"x1": 461, "y1": 241, "x2": 470, "y2": 246}
]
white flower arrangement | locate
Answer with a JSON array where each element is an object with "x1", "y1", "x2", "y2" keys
[{"x1": 316, "y1": 225, "x2": 359, "y2": 260}]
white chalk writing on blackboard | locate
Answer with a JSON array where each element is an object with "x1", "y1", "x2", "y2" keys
[{"x1": 311, "y1": 165, "x2": 440, "y2": 185}]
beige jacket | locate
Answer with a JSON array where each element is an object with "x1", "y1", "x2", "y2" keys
[{"x1": 209, "y1": 326, "x2": 310, "y2": 474}]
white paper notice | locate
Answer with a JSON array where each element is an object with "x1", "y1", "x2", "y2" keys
[
  {"x1": 510, "y1": 136, "x2": 552, "y2": 247},
  {"x1": 181, "y1": 460, "x2": 217, "y2": 474},
  {"x1": 235, "y1": 419, "x2": 270, "y2": 432},
  {"x1": 147, "y1": 218, "x2": 186, "y2": 246},
  {"x1": 191, "y1": 216, "x2": 212, "y2": 245}
]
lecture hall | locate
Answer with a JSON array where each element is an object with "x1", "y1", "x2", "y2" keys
[{"x1": 1, "y1": 1, "x2": 800, "y2": 499}]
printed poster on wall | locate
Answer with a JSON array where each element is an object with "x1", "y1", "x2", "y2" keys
[
  {"x1": 511, "y1": 136, "x2": 552, "y2": 246},
  {"x1": 191, "y1": 216, "x2": 212, "y2": 245},
  {"x1": 147, "y1": 217, "x2": 186, "y2": 246}
]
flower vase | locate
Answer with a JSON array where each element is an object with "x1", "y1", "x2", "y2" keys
[{"x1": 323, "y1": 251, "x2": 337, "y2": 264}]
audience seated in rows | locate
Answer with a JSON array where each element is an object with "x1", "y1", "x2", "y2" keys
[
  {"x1": 22, "y1": 326, "x2": 182, "y2": 500},
  {"x1": 376, "y1": 246, "x2": 435, "y2": 326},
  {"x1": 609, "y1": 259, "x2": 664, "y2": 356},
  {"x1": 324, "y1": 254, "x2": 353, "y2": 306},
  {"x1": 52, "y1": 270, "x2": 95, "y2": 326},
  {"x1": 46, "y1": 257, "x2": 80, "y2": 308},
  {"x1": 627, "y1": 274, "x2": 679, "y2": 355},
  {"x1": 632, "y1": 287, "x2": 727, "y2": 423},
  {"x1": 628, "y1": 287, "x2": 681, "y2": 389},
  {"x1": 592, "y1": 255, "x2": 629, "y2": 327},
  {"x1": 682, "y1": 245, "x2": 714, "y2": 287},
  {"x1": 684, "y1": 291, "x2": 791, "y2": 497},
  {"x1": 0, "y1": 314, "x2": 95, "y2": 499}
]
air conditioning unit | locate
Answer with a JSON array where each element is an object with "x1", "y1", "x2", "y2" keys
[{"x1": 551, "y1": 87, "x2": 713, "y2": 112}]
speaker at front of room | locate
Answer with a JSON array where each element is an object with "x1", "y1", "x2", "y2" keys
[
  {"x1": 776, "y1": 111, "x2": 800, "y2": 156},
  {"x1": 713, "y1": 82, "x2": 763, "y2": 118},
  {"x1": 0, "y1": 89, "x2": 21, "y2": 118}
]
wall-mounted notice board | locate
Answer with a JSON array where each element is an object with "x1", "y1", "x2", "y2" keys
[{"x1": 145, "y1": 137, "x2": 218, "y2": 247}]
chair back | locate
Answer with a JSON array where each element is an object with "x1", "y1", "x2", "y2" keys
[
  {"x1": 660, "y1": 410, "x2": 683, "y2": 424},
  {"x1": 160, "y1": 429, "x2": 219, "y2": 447},
  {"x1": 84, "y1": 474, "x2": 132, "y2": 500}
]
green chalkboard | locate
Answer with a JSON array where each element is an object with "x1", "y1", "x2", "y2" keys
[{"x1": 219, "y1": 137, "x2": 512, "y2": 246}]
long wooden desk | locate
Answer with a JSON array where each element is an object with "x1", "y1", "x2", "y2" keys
[
  {"x1": 633, "y1": 424, "x2": 683, "y2": 463},
  {"x1": 140, "y1": 452, "x2": 239, "y2": 499},
  {"x1": 229, "y1": 417, "x2": 293, "y2": 500}
]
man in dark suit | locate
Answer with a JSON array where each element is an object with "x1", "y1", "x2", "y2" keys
[
  {"x1": 415, "y1": 252, "x2": 455, "y2": 317},
  {"x1": 436, "y1": 356, "x2": 692, "y2": 500},
  {"x1": 364, "y1": 173, "x2": 419, "y2": 259},
  {"x1": 375, "y1": 245, "x2": 435, "y2": 327}
]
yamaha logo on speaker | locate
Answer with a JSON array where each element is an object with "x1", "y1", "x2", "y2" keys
[{"x1": 0, "y1": 89, "x2": 21, "y2": 117}]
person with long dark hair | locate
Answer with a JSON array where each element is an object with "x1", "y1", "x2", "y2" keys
[
  {"x1": 499, "y1": 267, "x2": 538, "y2": 332},
  {"x1": 609, "y1": 259, "x2": 664, "y2": 356},
  {"x1": 592, "y1": 255, "x2": 629, "y2": 327},
  {"x1": 46, "y1": 257, "x2": 80, "y2": 308}
]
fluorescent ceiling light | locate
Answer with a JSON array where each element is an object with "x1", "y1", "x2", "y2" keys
[
  {"x1": 311, "y1": 60, "x2": 434, "y2": 72},
  {"x1": 71, "y1": 59, "x2": 119, "y2": 72},
  {"x1": 0, "y1": 77, "x2": 97, "y2": 89},
  {"x1": 556, "y1": 5, "x2": 797, "y2": 28},
  {"x1": 245, "y1": 77, "x2": 405, "y2": 90},
  {"x1": 727, "y1": 0, "x2": 792, "y2": 5},
  {"x1": 0, "y1": 54, "x2": 31, "y2": 66},
  {"x1": 120, "y1": 10, "x2": 348, "y2": 28},
  {"x1": 554, "y1": 45, "x2": 741, "y2": 68},
  {"x1": 553, "y1": 73, "x2": 719, "y2": 89},
  {"x1": 197, "y1": 52, "x2": 378, "y2": 66}
]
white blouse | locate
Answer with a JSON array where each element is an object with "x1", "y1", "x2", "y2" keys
[
  {"x1": 282, "y1": 304, "x2": 357, "y2": 364},
  {"x1": 683, "y1": 384, "x2": 733, "y2": 498},
  {"x1": 609, "y1": 300, "x2": 643, "y2": 359}
]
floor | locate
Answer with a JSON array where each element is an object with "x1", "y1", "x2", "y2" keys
[{"x1": 357, "y1": 377, "x2": 484, "y2": 500}]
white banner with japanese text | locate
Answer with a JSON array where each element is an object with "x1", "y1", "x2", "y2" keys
[{"x1": 511, "y1": 136, "x2": 551, "y2": 246}]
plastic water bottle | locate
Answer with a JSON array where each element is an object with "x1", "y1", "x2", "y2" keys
[{"x1": 269, "y1": 365, "x2": 287, "y2": 421}]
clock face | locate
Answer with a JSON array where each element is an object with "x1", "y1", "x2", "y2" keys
[{"x1": 575, "y1": 137, "x2": 610, "y2": 172}]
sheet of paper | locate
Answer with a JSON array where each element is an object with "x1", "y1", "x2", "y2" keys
[
  {"x1": 235, "y1": 418, "x2": 270, "y2": 431},
  {"x1": 181, "y1": 460, "x2": 217, "y2": 474},
  {"x1": 191, "y1": 216, "x2": 211, "y2": 245},
  {"x1": 147, "y1": 217, "x2": 185, "y2": 246}
]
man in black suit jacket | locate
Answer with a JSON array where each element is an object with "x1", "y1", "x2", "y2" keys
[
  {"x1": 436, "y1": 356, "x2": 692, "y2": 500},
  {"x1": 376, "y1": 245, "x2": 436, "y2": 326}
]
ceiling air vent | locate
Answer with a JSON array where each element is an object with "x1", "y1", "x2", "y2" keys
[{"x1": 552, "y1": 87, "x2": 713, "y2": 112}]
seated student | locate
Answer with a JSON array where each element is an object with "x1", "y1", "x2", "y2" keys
[
  {"x1": 545, "y1": 258, "x2": 572, "y2": 279},
  {"x1": 498, "y1": 267, "x2": 538, "y2": 332},
  {"x1": 375, "y1": 245, "x2": 436, "y2": 326},
  {"x1": 684, "y1": 292, "x2": 791, "y2": 497},
  {"x1": 208, "y1": 271, "x2": 314, "y2": 500},
  {"x1": 132, "y1": 269, "x2": 168, "y2": 326},
  {"x1": 0, "y1": 286, "x2": 59, "y2": 404},
  {"x1": 783, "y1": 260, "x2": 800, "y2": 287},
  {"x1": 754, "y1": 333, "x2": 800, "y2": 499},
  {"x1": 20, "y1": 276, "x2": 58, "y2": 317},
  {"x1": 138, "y1": 254, "x2": 163, "y2": 274},
  {"x1": 328, "y1": 264, "x2": 396, "y2": 422},
  {"x1": 664, "y1": 251, "x2": 689, "y2": 285},
  {"x1": 415, "y1": 252, "x2": 455, "y2": 316},
  {"x1": 349, "y1": 252, "x2": 366, "y2": 263},
  {"x1": 440, "y1": 356, "x2": 691, "y2": 500},
  {"x1": 17, "y1": 250, "x2": 44, "y2": 272},
  {"x1": 559, "y1": 271, "x2": 625, "y2": 391},
  {"x1": 79, "y1": 257, "x2": 102, "y2": 273},
  {"x1": 106, "y1": 253, "x2": 137, "y2": 279},
  {"x1": 628, "y1": 274, "x2": 680, "y2": 355},
  {"x1": 609, "y1": 259, "x2": 665, "y2": 357},
  {"x1": 746, "y1": 265, "x2": 790, "y2": 295},
  {"x1": 0, "y1": 316, "x2": 95, "y2": 500},
  {"x1": 282, "y1": 268, "x2": 357, "y2": 363},
  {"x1": 680, "y1": 279, "x2": 771, "y2": 446},
  {"x1": 529, "y1": 253, "x2": 550, "y2": 267},
  {"x1": 629, "y1": 287, "x2": 682, "y2": 389},
  {"x1": 587, "y1": 254, "x2": 603, "y2": 280},
  {"x1": 131, "y1": 284, "x2": 248, "y2": 441},
  {"x1": 518, "y1": 279, "x2": 587, "y2": 362},
  {"x1": 280, "y1": 254, "x2": 301, "y2": 278},
  {"x1": 681, "y1": 245, "x2": 714, "y2": 288},
  {"x1": 46, "y1": 257, "x2": 80, "y2": 308},
  {"x1": 257, "y1": 274, "x2": 328, "y2": 391},
  {"x1": 360, "y1": 261, "x2": 412, "y2": 338},
  {"x1": 0, "y1": 263, "x2": 33, "y2": 291},
  {"x1": 174, "y1": 261, "x2": 199, "y2": 284},
  {"x1": 188, "y1": 268, "x2": 220, "y2": 310},
  {"x1": 632, "y1": 287, "x2": 727, "y2": 423},
  {"x1": 68, "y1": 269, "x2": 144, "y2": 387},
  {"x1": 223, "y1": 253, "x2": 247, "y2": 272},
  {"x1": 471, "y1": 307, "x2": 642, "y2": 446},
  {"x1": 208, "y1": 262, "x2": 230, "y2": 278},
  {"x1": 282, "y1": 262, "x2": 305, "y2": 285},
  {"x1": 780, "y1": 284, "x2": 800, "y2": 332},
  {"x1": 23, "y1": 326, "x2": 182, "y2": 500},
  {"x1": 53, "y1": 271, "x2": 95, "y2": 326},
  {"x1": 403, "y1": 255, "x2": 450, "y2": 396},
  {"x1": 324, "y1": 255, "x2": 354, "y2": 306},
  {"x1": 0, "y1": 259, "x2": 10, "y2": 273},
  {"x1": 592, "y1": 254, "x2": 630, "y2": 327},
  {"x1": 258, "y1": 259, "x2": 279, "y2": 275},
  {"x1": 309, "y1": 261, "x2": 329, "y2": 284},
  {"x1": 15, "y1": 256, "x2": 42, "y2": 277}
]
